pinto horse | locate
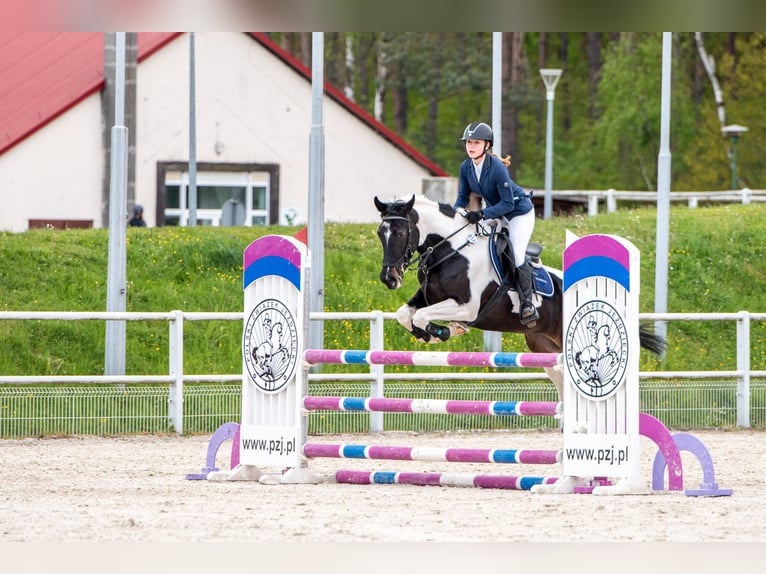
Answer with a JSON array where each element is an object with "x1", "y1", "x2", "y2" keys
[{"x1": 374, "y1": 194, "x2": 665, "y2": 399}]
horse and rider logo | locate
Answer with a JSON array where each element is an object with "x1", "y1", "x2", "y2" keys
[
  {"x1": 564, "y1": 300, "x2": 629, "y2": 400},
  {"x1": 243, "y1": 298, "x2": 299, "y2": 393}
]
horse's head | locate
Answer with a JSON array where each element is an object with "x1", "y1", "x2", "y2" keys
[{"x1": 374, "y1": 195, "x2": 420, "y2": 289}]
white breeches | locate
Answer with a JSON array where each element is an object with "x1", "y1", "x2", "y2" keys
[{"x1": 500, "y1": 209, "x2": 536, "y2": 268}]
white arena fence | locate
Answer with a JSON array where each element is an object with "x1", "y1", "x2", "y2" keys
[
  {"x1": 0, "y1": 310, "x2": 765, "y2": 437},
  {"x1": 553, "y1": 188, "x2": 766, "y2": 217}
]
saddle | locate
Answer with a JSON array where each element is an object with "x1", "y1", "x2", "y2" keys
[{"x1": 488, "y1": 227, "x2": 555, "y2": 298}]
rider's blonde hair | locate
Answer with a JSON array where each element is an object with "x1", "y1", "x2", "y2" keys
[{"x1": 492, "y1": 153, "x2": 511, "y2": 167}]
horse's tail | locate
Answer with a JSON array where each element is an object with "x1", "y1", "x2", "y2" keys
[{"x1": 639, "y1": 323, "x2": 666, "y2": 356}]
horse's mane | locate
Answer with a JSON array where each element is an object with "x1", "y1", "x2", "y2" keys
[{"x1": 412, "y1": 194, "x2": 457, "y2": 219}]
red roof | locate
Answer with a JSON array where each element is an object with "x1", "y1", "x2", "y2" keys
[
  {"x1": 0, "y1": 32, "x2": 446, "y2": 176},
  {"x1": 0, "y1": 32, "x2": 178, "y2": 155}
]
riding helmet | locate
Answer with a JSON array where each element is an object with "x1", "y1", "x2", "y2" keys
[{"x1": 461, "y1": 122, "x2": 494, "y2": 145}]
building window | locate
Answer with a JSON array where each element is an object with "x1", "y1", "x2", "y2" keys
[{"x1": 156, "y1": 162, "x2": 279, "y2": 226}]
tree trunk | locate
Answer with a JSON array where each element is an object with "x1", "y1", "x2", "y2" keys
[
  {"x1": 559, "y1": 33, "x2": 570, "y2": 131},
  {"x1": 299, "y1": 33, "x2": 311, "y2": 67},
  {"x1": 586, "y1": 32, "x2": 602, "y2": 119},
  {"x1": 426, "y1": 33, "x2": 444, "y2": 159},
  {"x1": 537, "y1": 32, "x2": 547, "y2": 145},
  {"x1": 502, "y1": 32, "x2": 524, "y2": 180},
  {"x1": 344, "y1": 34, "x2": 355, "y2": 100},
  {"x1": 392, "y1": 57, "x2": 408, "y2": 134},
  {"x1": 695, "y1": 32, "x2": 726, "y2": 129},
  {"x1": 374, "y1": 33, "x2": 387, "y2": 122},
  {"x1": 356, "y1": 36, "x2": 371, "y2": 110}
]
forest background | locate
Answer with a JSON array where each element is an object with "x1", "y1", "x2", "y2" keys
[{"x1": 270, "y1": 32, "x2": 763, "y2": 193}]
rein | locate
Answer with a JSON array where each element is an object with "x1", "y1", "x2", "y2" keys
[
  {"x1": 381, "y1": 213, "x2": 474, "y2": 276},
  {"x1": 412, "y1": 223, "x2": 474, "y2": 275}
]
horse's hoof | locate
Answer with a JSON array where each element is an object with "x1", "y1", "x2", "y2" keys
[{"x1": 448, "y1": 322, "x2": 470, "y2": 337}]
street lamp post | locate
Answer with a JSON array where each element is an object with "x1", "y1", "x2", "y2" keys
[
  {"x1": 540, "y1": 68, "x2": 562, "y2": 219},
  {"x1": 721, "y1": 124, "x2": 748, "y2": 190}
]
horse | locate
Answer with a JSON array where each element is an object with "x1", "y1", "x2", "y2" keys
[{"x1": 374, "y1": 194, "x2": 665, "y2": 399}]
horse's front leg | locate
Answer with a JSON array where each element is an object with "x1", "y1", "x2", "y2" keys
[
  {"x1": 395, "y1": 303, "x2": 417, "y2": 332},
  {"x1": 411, "y1": 299, "x2": 480, "y2": 343}
]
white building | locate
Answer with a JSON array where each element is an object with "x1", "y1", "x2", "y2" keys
[{"x1": 0, "y1": 32, "x2": 449, "y2": 232}]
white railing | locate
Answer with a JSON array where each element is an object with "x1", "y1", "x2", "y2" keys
[
  {"x1": 551, "y1": 188, "x2": 766, "y2": 216},
  {"x1": 1, "y1": 310, "x2": 765, "y2": 432}
]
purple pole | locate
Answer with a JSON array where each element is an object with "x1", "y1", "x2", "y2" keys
[
  {"x1": 303, "y1": 396, "x2": 561, "y2": 417},
  {"x1": 303, "y1": 443, "x2": 561, "y2": 464},
  {"x1": 335, "y1": 469, "x2": 560, "y2": 490},
  {"x1": 303, "y1": 349, "x2": 561, "y2": 368}
]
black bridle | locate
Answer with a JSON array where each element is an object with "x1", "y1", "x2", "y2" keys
[
  {"x1": 380, "y1": 212, "x2": 476, "y2": 278},
  {"x1": 379, "y1": 214, "x2": 415, "y2": 273}
]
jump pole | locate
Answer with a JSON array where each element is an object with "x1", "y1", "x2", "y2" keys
[{"x1": 208, "y1": 232, "x2": 650, "y2": 494}]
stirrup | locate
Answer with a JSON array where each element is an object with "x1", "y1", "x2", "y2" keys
[{"x1": 520, "y1": 303, "x2": 539, "y2": 327}]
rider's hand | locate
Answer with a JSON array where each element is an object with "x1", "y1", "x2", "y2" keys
[{"x1": 465, "y1": 210, "x2": 483, "y2": 224}]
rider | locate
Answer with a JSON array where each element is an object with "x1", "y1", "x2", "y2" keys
[{"x1": 453, "y1": 121, "x2": 539, "y2": 326}]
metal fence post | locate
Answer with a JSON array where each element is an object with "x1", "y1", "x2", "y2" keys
[
  {"x1": 168, "y1": 310, "x2": 184, "y2": 434},
  {"x1": 588, "y1": 194, "x2": 599, "y2": 216},
  {"x1": 736, "y1": 311, "x2": 751, "y2": 428},
  {"x1": 606, "y1": 188, "x2": 616, "y2": 213},
  {"x1": 369, "y1": 310, "x2": 385, "y2": 432}
]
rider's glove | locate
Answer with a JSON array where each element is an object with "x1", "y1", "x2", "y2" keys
[{"x1": 465, "y1": 210, "x2": 483, "y2": 224}]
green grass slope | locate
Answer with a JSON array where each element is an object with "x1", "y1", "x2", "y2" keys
[{"x1": 1, "y1": 203, "x2": 764, "y2": 377}]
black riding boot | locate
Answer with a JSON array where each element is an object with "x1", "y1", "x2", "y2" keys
[{"x1": 515, "y1": 263, "x2": 539, "y2": 327}]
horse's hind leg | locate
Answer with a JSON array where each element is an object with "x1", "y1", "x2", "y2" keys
[
  {"x1": 525, "y1": 332, "x2": 564, "y2": 402},
  {"x1": 543, "y1": 365, "x2": 564, "y2": 403}
]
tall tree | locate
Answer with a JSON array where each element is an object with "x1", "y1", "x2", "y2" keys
[{"x1": 585, "y1": 32, "x2": 602, "y2": 119}]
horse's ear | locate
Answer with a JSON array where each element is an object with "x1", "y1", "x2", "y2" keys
[
  {"x1": 405, "y1": 195, "x2": 415, "y2": 210},
  {"x1": 438, "y1": 202, "x2": 457, "y2": 218},
  {"x1": 374, "y1": 196, "x2": 386, "y2": 213}
]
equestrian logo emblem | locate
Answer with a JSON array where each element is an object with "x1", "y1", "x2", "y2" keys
[
  {"x1": 564, "y1": 300, "x2": 629, "y2": 400},
  {"x1": 243, "y1": 298, "x2": 299, "y2": 393}
]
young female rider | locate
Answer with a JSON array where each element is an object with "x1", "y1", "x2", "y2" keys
[{"x1": 453, "y1": 121, "x2": 539, "y2": 326}]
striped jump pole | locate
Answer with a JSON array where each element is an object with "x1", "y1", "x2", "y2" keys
[
  {"x1": 335, "y1": 470, "x2": 560, "y2": 490},
  {"x1": 304, "y1": 349, "x2": 561, "y2": 368},
  {"x1": 302, "y1": 444, "x2": 561, "y2": 465},
  {"x1": 303, "y1": 396, "x2": 561, "y2": 417}
]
